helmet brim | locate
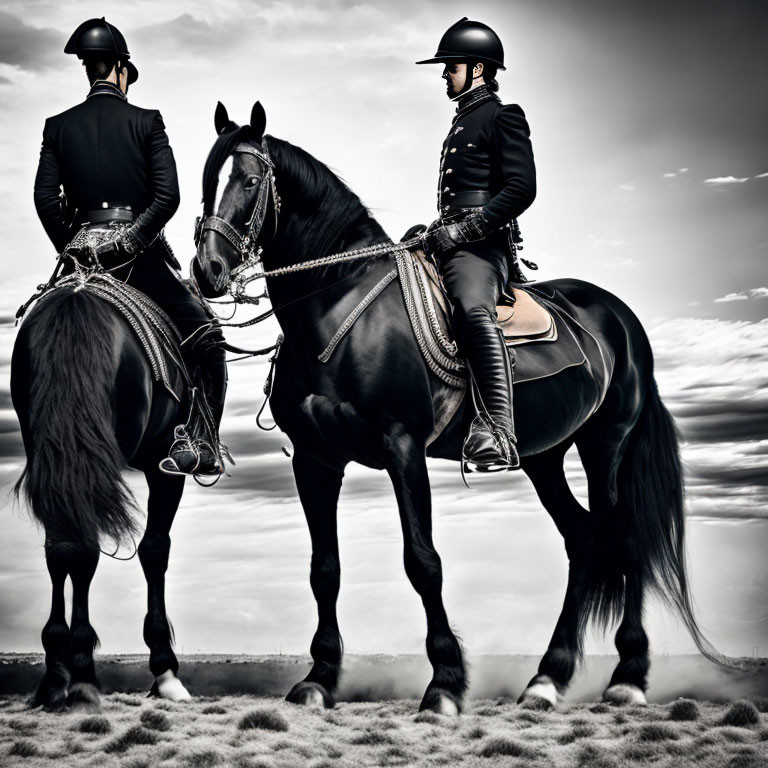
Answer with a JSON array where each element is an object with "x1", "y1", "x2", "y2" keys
[
  {"x1": 125, "y1": 60, "x2": 139, "y2": 85},
  {"x1": 415, "y1": 55, "x2": 505, "y2": 70}
]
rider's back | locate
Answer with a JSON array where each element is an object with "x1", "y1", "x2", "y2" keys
[{"x1": 34, "y1": 88, "x2": 179, "y2": 252}]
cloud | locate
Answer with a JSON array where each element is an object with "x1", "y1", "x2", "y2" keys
[
  {"x1": 618, "y1": 182, "x2": 634, "y2": 191},
  {"x1": 0, "y1": 12, "x2": 60, "y2": 72},
  {"x1": 755, "y1": 172, "x2": 768, "y2": 179},
  {"x1": 714, "y1": 287, "x2": 768, "y2": 303},
  {"x1": 704, "y1": 176, "x2": 750, "y2": 185}
]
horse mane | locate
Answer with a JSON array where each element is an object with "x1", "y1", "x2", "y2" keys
[{"x1": 267, "y1": 136, "x2": 388, "y2": 268}]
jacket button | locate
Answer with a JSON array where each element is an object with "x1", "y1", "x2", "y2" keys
[
  {"x1": 445, "y1": 168, "x2": 453, "y2": 174},
  {"x1": 467, "y1": 143, "x2": 474, "y2": 147},
  {"x1": 443, "y1": 186, "x2": 450, "y2": 192},
  {"x1": 450, "y1": 148, "x2": 457, "y2": 153}
]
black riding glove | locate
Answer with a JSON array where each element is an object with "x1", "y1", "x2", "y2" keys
[
  {"x1": 92, "y1": 229, "x2": 142, "y2": 267},
  {"x1": 423, "y1": 210, "x2": 492, "y2": 257}
]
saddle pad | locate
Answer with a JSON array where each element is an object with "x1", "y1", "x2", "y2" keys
[
  {"x1": 409, "y1": 251, "x2": 585, "y2": 385},
  {"x1": 35, "y1": 273, "x2": 188, "y2": 400}
]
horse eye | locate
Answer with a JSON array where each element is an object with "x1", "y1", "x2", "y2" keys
[{"x1": 244, "y1": 176, "x2": 261, "y2": 189}]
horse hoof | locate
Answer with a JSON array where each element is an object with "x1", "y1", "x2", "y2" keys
[
  {"x1": 419, "y1": 688, "x2": 461, "y2": 717},
  {"x1": 286, "y1": 681, "x2": 334, "y2": 709},
  {"x1": 33, "y1": 686, "x2": 68, "y2": 712},
  {"x1": 154, "y1": 671, "x2": 192, "y2": 702},
  {"x1": 603, "y1": 684, "x2": 647, "y2": 706},
  {"x1": 66, "y1": 683, "x2": 101, "y2": 712},
  {"x1": 517, "y1": 677, "x2": 558, "y2": 711}
]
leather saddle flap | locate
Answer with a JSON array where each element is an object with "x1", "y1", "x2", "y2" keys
[{"x1": 413, "y1": 251, "x2": 586, "y2": 384}]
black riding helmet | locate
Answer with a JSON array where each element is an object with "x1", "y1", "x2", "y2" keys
[
  {"x1": 65, "y1": 17, "x2": 139, "y2": 85},
  {"x1": 416, "y1": 17, "x2": 505, "y2": 70}
]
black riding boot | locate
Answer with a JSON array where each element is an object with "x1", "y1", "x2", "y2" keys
[
  {"x1": 160, "y1": 328, "x2": 228, "y2": 477},
  {"x1": 462, "y1": 312, "x2": 520, "y2": 473}
]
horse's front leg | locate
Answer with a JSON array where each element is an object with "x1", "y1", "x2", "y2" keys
[
  {"x1": 286, "y1": 452, "x2": 345, "y2": 709},
  {"x1": 141, "y1": 466, "x2": 190, "y2": 701},
  {"x1": 385, "y1": 426, "x2": 466, "y2": 715}
]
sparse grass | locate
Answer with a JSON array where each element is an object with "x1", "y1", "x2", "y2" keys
[
  {"x1": 413, "y1": 710, "x2": 442, "y2": 725},
  {"x1": 140, "y1": 708, "x2": 171, "y2": 731},
  {"x1": 669, "y1": 698, "x2": 700, "y2": 721},
  {"x1": 576, "y1": 742, "x2": 618, "y2": 768},
  {"x1": 477, "y1": 735, "x2": 538, "y2": 759},
  {"x1": 637, "y1": 722, "x2": 680, "y2": 741},
  {"x1": 721, "y1": 700, "x2": 761, "y2": 727},
  {"x1": 1, "y1": 691, "x2": 767, "y2": 767},
  {"x1": 237, "y1": 708, "x2": 289, "y2": 732},
  {"x1": 76, "y1": 715, "x2": 111, "y2": 734},
  {"x1": 104, "y1": 725, "x2": 158, "y2": 753},
  {"x1": 201, "y1": 704, "x2": 228, "y2": 714},
  {"x1": 350, "y1": 729, "x2": 393, "y2": 746},
  {"x1": 184, "y1": 749, "x2": 221, "y2": 767},
  {"x1": 8, "y1": 739, "x2": 39, "y2": 757}
]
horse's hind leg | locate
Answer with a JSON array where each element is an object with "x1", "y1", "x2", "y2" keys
[
  {"x1": 578, "y1": 431, "x2": 649, "y2": 705},
  {"x1": 141, "y1": 466, "x2": 190, "y2": 701},
  {"x1": 286, "y1": 452, "x2": 345, "y2": 709},
  {"x1": 65, "y1": 543, "x2": 101, "y2": 711},
  {"x1": 33, "y1": 541, "x2": 71, "y2": 710},
  {"x1": 518, "y1": 443, "x2": 595, "y2": 710},
  {"x1": 603, "y1": 570, "x2": 648, "y2": 704},
  {"x1": 385, "y1": 427, "x2": 466, "y2": 715}
]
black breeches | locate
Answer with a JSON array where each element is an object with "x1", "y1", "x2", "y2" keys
[
  {"x1": 440, "y1": 245, "x2": 508, "y2": 355},
  {"x1": 120, "y1": 253, "x2": 227, "y2": 422},
  {"x1": 122, "y1": 253, "x2": 222, "y2": 350}
]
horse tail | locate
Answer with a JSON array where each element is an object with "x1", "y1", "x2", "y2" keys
[
  {"x1": 14, "y1": 289, "x2": 139, "y2": 551},
  {"x1": 615, "y1": 377, "x2": 727, "y2": 666}
]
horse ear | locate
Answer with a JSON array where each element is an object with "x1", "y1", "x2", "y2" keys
[
  {"x1": 250, "y1": 101, "x2": 266, "y2": 140},
  {"x1": 214, "y1": 102, "x2": 230, "y2": 135}
]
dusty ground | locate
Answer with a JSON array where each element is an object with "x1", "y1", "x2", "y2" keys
[
  {"x1": 2, "y1": 692, "x2": 768, "y2": 767},
  {"x1": 2, "y1": 656, "x2": 768, "y2": 767}
]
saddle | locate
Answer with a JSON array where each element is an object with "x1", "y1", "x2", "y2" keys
[{"x1": 23, "y1": 269, "x2": 222, "y2": 469}]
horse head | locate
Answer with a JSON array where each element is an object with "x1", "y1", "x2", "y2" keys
[{"x1": 193, "y1": 101, "x2": 276, "y2": 298}]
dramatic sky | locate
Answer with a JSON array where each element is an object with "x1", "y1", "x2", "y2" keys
[{"x1": 0, "y1": 0, "x2": 766, "y2": 667}]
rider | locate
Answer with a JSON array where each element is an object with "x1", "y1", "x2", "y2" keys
[
  {"x1": 417, "y1": 17, "x2": 536, "y2": 472},
  {"x1": 33, "y1": 17, "x2": 227, "y2": 476}
]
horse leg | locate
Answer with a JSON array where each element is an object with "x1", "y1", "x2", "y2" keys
[
  {"x1": 32, "y1": 540, "x2": 71, "y2": 710},
  {"x1": 518, "y1": 444, "x2": 595, "y2": 710},
  {"x1": 140, "y1": 466, "x2": 190, "y2": 701},
  {"x1": 579, "y1": 431, "x2": 648, "y2": 705},
  {"x1": 65, "y1": 543, "x2": 101, "y2": 711},
  {"x1": 603, "y1": 570, "x2": 649, "y2": 705},
  {"x1": 385, "y1": 428, "x2": 466, "y2": 715},
  {"x1": 286, "y1": 453, "x2": 344, "y2": 708}
]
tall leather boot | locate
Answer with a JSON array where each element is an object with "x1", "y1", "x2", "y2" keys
[
  {"x1": 461, "y1": 311, "x2": 520, "y2": 473},
  {"x1": 160, "y1": 329, "x2": 228, "y2": 478}
]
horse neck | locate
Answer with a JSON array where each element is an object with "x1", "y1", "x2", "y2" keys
[{"x1": 263, "y1": 201, "x2": 392, "y2": 327}]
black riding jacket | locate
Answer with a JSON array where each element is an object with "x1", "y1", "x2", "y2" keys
[
  {"x1": 33, "y1": 80, "x2": 180, "y2": 253},
  {"x1": 438, "y1": 85, "x2": 536, "y2": 229}
]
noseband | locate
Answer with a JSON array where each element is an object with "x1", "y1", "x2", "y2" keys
[{"x1": 194, "y1": 137, "x2": 281, "y2": 265}]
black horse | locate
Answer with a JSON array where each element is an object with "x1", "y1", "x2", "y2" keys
[
  {"x1": 196, "y1": 102, "x2": 721, "y2": 714},
  {"x1": 12, "y1": 285, "x2": 192, "y2": 709}
]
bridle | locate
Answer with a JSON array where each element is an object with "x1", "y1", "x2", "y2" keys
[{"x1": 194, "y1": 137, "x2": 281, "y2": 272}]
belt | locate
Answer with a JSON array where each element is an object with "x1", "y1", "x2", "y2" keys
[
  {"x1": 80, "y1": 207, "x2": 135, "y2": 225},
  {"x1": 441, "y1": 190, "x2": 490, "y2": 215}
]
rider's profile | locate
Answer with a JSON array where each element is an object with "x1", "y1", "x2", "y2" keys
[
  {"x1": 32, "y1": 17, "x2": 227, "y2": 477},
  {"x1": 417, "y1": 17, "x2": 537, "y2": 473}
]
